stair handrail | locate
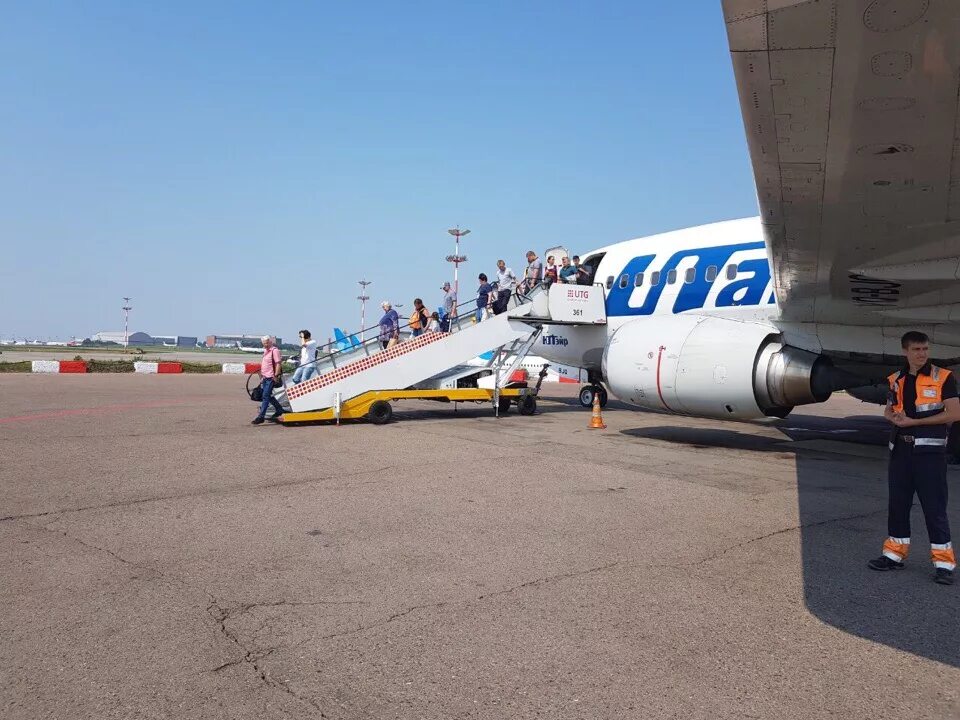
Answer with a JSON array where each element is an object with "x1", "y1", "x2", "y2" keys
[{"x1": 291, "y1": 282, "x2": 547, "y2": 373}]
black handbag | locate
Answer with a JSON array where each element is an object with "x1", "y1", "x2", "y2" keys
[{"x1": 247, "y1": 371, "x2": 263, "y2": 401}]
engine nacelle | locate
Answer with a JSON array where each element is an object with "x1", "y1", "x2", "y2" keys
[{"x1": 602, "y1": 315, "x2": 833, "y2": 420}]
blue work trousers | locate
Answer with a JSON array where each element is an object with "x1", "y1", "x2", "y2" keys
[{"x1": 257, "y1": 377, "x2": 285, "y2": 420}]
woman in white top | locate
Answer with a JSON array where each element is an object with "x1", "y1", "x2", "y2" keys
[
  {"x1": 291, "y1": 329, "x2": 319, "y2": 384},
  {"x1": 425, "y1": 312, "x2": 441, "y2": 333}
]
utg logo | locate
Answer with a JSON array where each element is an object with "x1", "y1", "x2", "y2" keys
[{"x1": 542, "y1": 335, "x2": 569, "y2": 346}]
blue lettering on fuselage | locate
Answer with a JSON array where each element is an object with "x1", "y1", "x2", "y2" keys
[{"x1": 605, "y1": 242, "x2": 774, "y2": 317}]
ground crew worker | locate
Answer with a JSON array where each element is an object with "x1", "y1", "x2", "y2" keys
[{"x1": 868, "y1": 331, "x2": 959, "y2": 585}]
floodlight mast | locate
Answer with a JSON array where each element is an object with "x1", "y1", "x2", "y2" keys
[
  {"x1": 122, "y1": 297, "x2": 132, "y2": 348},
  {"x1": 446, "y1": 227, "x2": 470, "y2": 318},
  {"x1": 357, "y1": 280, "x2": 372, "y2": 342}
]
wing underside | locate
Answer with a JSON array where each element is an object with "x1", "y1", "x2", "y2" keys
[{"x1": 723, "y1": 0, "x2": 960, "y2": 358}]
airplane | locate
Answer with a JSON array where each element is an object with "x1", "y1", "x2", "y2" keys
[
  {"x1": 534, "y1": 2, "x2": 960, "y2": 433},
  {"x1": 465, "y1": 350, "x2": 586, "y2": 385},
  {"x1": 333, "y1": 328, "x2": 361, "y2": 352},
  {"x1": 235, "y1": 341, "x2": 263, "y2": 354}
]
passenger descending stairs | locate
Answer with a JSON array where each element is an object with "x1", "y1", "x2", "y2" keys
[{"x1": 279, "y1": 283, "x2": 607, "y2": 413}]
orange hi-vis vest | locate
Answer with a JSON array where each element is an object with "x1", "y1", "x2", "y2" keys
[{"x1": 888, "y1": 364, "x2": 952, "y2": 450}]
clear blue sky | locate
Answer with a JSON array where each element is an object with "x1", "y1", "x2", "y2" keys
[{"x1": 1, "y1": 1, "x2": 758, "y2": 343}]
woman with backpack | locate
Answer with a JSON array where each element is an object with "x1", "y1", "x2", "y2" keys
[{"x1": 409, "y1": 298, "x2": 430, "y2": 337}]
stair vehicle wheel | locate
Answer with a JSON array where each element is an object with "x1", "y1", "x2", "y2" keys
[
  {"x1": 498, "y1": 396, "x2": 512, "y2": 414},
  {"x1": 517, "y1": 395, "x2": 537, "y2": 416},
  {"x1": 579, "y1": 385, "x2": 595, "y2": 408},
  {"x1": 597, "y1": 386, "x2": 608, "y2": 408},
  {"x1": 246, "y1": 371, "x2": 263, "y2": 401},
  {"x1": 367, "y1": 400, "x2": 393, "y2": 425}
]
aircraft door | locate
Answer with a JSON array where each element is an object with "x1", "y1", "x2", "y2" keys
[
  {"x1": 544, "y1": 245, "x2": 569, "y2": 264},
  {"x1": 579, "y1": 252, "x2": 605, "y2": 287}
]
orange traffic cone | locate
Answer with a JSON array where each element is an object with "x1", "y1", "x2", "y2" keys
[{"x1": 588, "y1": 392, "x2": 606, "y2": 429}]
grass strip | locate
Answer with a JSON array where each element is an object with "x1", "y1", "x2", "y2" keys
[
  {"x1": 85, "y1": 359, "x2": 135, "y2": 373},
  {"x1": 0, "y1": 361, "x2": 32, "y2": 373},
  {"x1": 179, "y1": 362, "x2": 223, "y2": 374}
]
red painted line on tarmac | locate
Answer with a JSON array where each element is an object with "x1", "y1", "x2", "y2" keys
[{"x1": 0, "y1": 400, "x2": 189, "y2": 424}]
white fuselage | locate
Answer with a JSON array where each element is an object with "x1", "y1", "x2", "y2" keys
[{"x1": 538, "y1": 217, "x2": 776, "y2": 373}]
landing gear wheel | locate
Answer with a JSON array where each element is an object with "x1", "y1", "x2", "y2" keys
[
  {"x1": 367, "y1": 400, "x2": 393, "y2": 425},
  {"x1": 579, "y1": 386, "x2": 595, "y2": 408},
  {"x1": 597, "y1": 386, "x2": 608, "y2": 408},
  {"x1": 517, "y1": 395, "x2": 537, "y2": 416},
  {"x1": 579, "y1": 385, "x2": 608, "y2": 408},
  {"x1": 497, "y1": 396, "x2": 511, "y2": 414}
]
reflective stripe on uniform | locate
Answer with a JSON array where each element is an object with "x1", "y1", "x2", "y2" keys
[
  {"x1": 931, "y1": 542, "x2": 956, "y2": 570},
  {"x1": 914, "y1": 437, "x2": 947, "y2": 446},
  {"x1": 882, "y1": 536, "x2": 910, "y2": 562},
  {"x1": 888, "y1": 370, "x2": 905, "y2": 413},
  {"x1": 915, "y1": 402, "x2": 945, "y2": 412},
  {"x1": 931, "y1": 366, "x2": 942, "y2": 381}
]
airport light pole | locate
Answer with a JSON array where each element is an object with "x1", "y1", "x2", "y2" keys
[
  {"x1": 357, "y1": 279, "x2": 372, "y2": 342},
  {"x1": 446, "y1": 227, "x2": 470, "y2": 318},
  {"x1": 122, "y1": 297, "x2": 132, "y2": 348}
]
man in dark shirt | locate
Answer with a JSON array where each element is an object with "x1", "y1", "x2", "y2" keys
[
  {"x1": 868, "y1": 331, "x2": 960, "y2": 585},
  {"x1": 476, "y1": 273, "x2": 493, "y2": 322},
  {"x1": 572, "y1": 255, "x2": 592, "y2": 285}
]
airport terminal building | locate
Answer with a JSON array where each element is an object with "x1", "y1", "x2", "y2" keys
[{"x1": 91, "y1": 331, "x2": 198, "y2": 347}]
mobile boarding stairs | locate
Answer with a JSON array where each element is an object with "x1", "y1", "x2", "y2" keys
[{"x1": 274, "y1": 284, "x2": 606, "y2": 424}]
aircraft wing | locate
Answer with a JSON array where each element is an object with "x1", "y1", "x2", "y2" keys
[{"x1": 723, "y1": 0, "x2": 960, "y2": 358}]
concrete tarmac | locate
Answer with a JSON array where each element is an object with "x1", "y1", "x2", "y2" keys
[{"x1": 2, "y1": 375, "x2": 958, "y2": 719}]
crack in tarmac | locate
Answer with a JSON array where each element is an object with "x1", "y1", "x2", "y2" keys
[
  {"x1": 317, "y1": 600, "x2": 452, "y2": 642},
  {"x1": 16, "y1": 518, "x2": 331, "y2": 719},
  {"x1": 686, "y1": 508, "x2": 887, "y2": 568},
  {"x1": 0, "y1": 464, "x2": 399, "y2": 522},
  {"x1": 475, "y1": 560, "x2": 622, "y2": 600},
  {"x1": 311, "y1": 560, "x2": 624, "y2": 645},
  {"x1": 300, "y1": 510, "x2": 886, "y2": 647},
  {"x1": 0, "y1": 453, "x2": 529, "y2": 524},
  {"x1": 8, "y1": 483, "x2": 887, "y2": 719},
  {"x1": 233, "y1": 599, "x2": 368, "y2": 615},
  {"x1": 206, "y1": 599, "x2": 328, "y2": 718}
]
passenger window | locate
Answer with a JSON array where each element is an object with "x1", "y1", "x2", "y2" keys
[
  {"x1": 684, "y1": 267, "x2": 695, "y2": 284},
  {"x1": 667, "y1": 269, "x2": 677, "y2": 285},
  {"x1": 634, "y1": 272, "x2": 644, "y2": 287},
  {"x1": 705, "y1": 265, "x2": 718, "y2": 282},
  {"x1": 650, "y1": 271, "x2": 661, "y2": 286},
  {"x1": 606, "y1": 275, "x2": 614, "y2": 290},
  {"x1": 619, "y1": 274, "x2": 629, "y2": 289},
  {"x1": 726, "y1": 263, "x2": 737, "y2": 280}
]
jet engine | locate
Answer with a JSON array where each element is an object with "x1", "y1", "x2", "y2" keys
[{"x1": 602, "y1": 315, "x2": 837, "y2": 420}]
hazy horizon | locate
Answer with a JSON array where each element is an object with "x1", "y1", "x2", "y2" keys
[{"x1": 2, "y1": 2, "x2": 758, "y2": 341}]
